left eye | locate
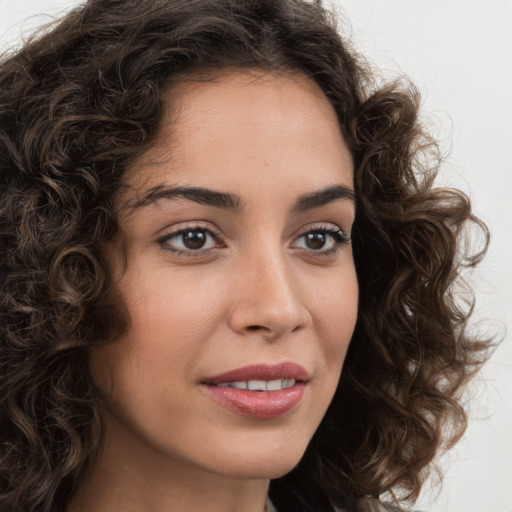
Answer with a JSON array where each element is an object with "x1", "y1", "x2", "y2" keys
[
  {"x1": 159, "y1": 228, "x2": 218, "y2": 252},
  {"x1": 293, "y1": 229, "x2": 348, "y2": 251}
]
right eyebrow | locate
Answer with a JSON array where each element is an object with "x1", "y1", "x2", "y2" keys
[{"x1": 128, "y1": 185, "x2": 244, "y2": 213}]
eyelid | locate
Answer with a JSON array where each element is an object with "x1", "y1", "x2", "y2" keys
[{"x1": 292, "y1": 222, "x2": 351, "y2": 242}]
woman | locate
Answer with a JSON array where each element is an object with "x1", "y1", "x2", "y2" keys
[{"x1": 0, "y1": 0, "x2": 492, "y2": 511}]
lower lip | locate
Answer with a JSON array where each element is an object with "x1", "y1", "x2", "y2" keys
[{"x1": 202, "y1": 382, "x2": 306, "y2": 419}]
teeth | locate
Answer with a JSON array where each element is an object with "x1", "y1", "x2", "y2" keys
[
  {"x1": 282, "y1": 378, "x2": 296, "y2": 389},
  {"x1": 214, "y1": 379, "x2": 296, "y2": 391},
  {"x1": 266, "y1": 379, "x2": 282, "y2": 391},
  {"x1": 248, "y1": 379, "x2": 266, "y2": 391}
]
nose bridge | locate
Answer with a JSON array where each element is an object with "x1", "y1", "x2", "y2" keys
[{"x1": 228, "y1": 240, "x2": 309, "y2": 337}]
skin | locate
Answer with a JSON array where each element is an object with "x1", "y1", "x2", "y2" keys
[{"x1": 69, "y1": 71, "x2": 358, "y2": 512}]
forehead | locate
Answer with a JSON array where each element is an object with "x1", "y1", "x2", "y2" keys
[{"x1": 122, "y1": 70, "x2": 353, "y2": 202}]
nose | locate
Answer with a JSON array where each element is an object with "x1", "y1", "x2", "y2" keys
[{"x1": 227, "y1": 249, "x2": 311, "y2": 340}]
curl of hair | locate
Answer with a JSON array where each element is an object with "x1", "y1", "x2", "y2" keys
[{"x1": 0, "y1": 1, "x2": 493, "y2": 511}]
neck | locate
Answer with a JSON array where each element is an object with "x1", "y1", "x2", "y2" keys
[{"x1": 67, "y1": 413, "x2": 270, "y2": 512}]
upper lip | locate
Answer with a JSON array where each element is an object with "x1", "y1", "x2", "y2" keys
[{"x1": 203, "y1": 362, "x2": 310, "y2": 385}]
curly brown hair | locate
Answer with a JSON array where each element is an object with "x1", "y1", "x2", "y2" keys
[{"x1": 0, "y1": 0, "x2": 492, "y2": 511}]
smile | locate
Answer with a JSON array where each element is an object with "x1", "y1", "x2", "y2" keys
[{"x1": 201, "y1": 363, "x2": 309, "y2": 419}]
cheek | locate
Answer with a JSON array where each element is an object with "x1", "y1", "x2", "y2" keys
[
  {"x1": 126, "y1": 265, "x2": 224, "y2": 338},
  {"x1": 294, "y1": 264, "x2": 358, "y2": 440},
  {"x1": 90, "y1": 263, "x2": 231, "y2": 390},
  {"x1": 310, "y1": 265, "x2": 359, "y2": 368}
]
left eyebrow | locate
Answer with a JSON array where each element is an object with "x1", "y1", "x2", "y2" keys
[{"x1": 291, "y1": 185, "x2": 355, "y2": 213}]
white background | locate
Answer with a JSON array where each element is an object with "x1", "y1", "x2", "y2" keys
[{"x1": 1, "y1": 1, "x2": 511, "y2": 511}]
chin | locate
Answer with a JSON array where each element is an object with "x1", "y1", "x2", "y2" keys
[
  {"x1": 217, "y1": 459, "x2": 300, "y2": 481},
  {"x1": 210, "y1": 435, "x2": 310, "y2": 480}
]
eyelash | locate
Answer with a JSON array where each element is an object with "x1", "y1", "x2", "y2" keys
[
  {"x1": 295, "y1": 223, "x2": 351, "y2": 259},
  {"x1": 156, "y1": 222, "x2": 351, "y2": 259}
]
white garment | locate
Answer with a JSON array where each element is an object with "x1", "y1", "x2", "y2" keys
[{"x1": 266, "y1": 496, "x2": 278, "y2": 512}]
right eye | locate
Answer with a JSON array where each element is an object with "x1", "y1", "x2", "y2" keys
[{"x1": 157, "y1": 225, "x2": 222, "y2": 256}]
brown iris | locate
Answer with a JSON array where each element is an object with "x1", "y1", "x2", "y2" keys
[
  {"x1": 305, "y1": 232, "x2": 327, "y2": 250},
  {"x1": 182, "y1": 230, "x2": 208, "y2": 250}
]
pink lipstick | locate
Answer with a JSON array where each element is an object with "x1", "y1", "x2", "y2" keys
[{"x1": 201, "y1": 363, "x2": 309, "y2": 419}]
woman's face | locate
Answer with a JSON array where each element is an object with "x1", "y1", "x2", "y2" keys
[{"x1": 91, "y1": 71, "x2": 358, "y2": 481}]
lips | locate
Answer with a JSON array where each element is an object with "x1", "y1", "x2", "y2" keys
[
  {"x1": 201, "y1": 363, "x2": 309, "y2": 419},
  {"x1": 203, "y1": 362, "x2": 310, "y2": 384}
]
